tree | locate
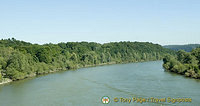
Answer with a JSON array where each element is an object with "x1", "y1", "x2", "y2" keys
[
  {"x1": 177, "y1": 50, "x2": 188, "y2": 63},
  {"x1": 0, "y1": 38, "x2": 176, "y2": 81},
  {"x1": 191, "y1": 48, "x2": 200, "y2": 64},
  {"x1": 163, "y1": 48, "x2": 200, "y2": 79},
  {"x1": 106, "y1": 52, "x2": 111, "y2": 62},
  {"x1": 70, "y1": 52, "x2": 78, "y2": 62},
  {"x1": 0, "y1": 70, "x2": 2, "y2": 82},
  {"x1": 0, "y1": 57, "x2": 6, "y2": 69},
  {"x1": 101, "y1": 53, "x2": 106, "y2": 63},
  {"x1": 36, "y1": 47, "x2": 52, "y2": 64}
]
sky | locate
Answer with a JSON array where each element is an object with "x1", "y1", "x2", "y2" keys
[{"x1": 0, "y1": 0, "x2": 200, "y2": 45}]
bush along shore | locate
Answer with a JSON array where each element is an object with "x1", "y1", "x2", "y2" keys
[
  {"x1": 0, "y1": 38, "x2": 175, "y2": 84},
  {"x1": 163, "y1": 48, "x2": 200, "y2": 79}
]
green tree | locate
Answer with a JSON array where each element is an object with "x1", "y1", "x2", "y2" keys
[
  {"x1": 36, "y1": 47, "x2": 52, "y2": 64},
  {"x1": 0, "y1": 38, "x2": 176, "y2": 81},
  {"x1": 191, "y1": 48, "x2": 200, "y2": 64},
  {"x1": 70, "y1": 52, "x2": 78, "y2": 62},
  {"x1": 163, "y1": 48, "x2": 200, "y2": 79},
  {"x1": 0, "y1": 70, "x2": 2, "y2": 82}
]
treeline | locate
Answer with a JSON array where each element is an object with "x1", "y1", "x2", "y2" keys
[
  {"x1": 0, "y1": 38, "x2": 174, "y2": 81},
  {"x1": 163, "y1": 44, "x2": 200, "y2": 52},
  {"x1": 163, "y1": 48, "x2": 200, "y2": 79}
]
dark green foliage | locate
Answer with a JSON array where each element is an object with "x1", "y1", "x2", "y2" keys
[
  {"x1": 191, "y1": 48, "x2": 200, "y2": 64},
  {"x1": 163, "y1": 48, "x2": 200, "y2": 79},
  {"x1": 0, "y1": 38, "x2": 175, "y2": 81},
  {"x1": 36, "y1": 47, "x2": 52, "y2": 63},
  {"x1": 0, "y1": 72, "x2": 2, "y2": 81}
]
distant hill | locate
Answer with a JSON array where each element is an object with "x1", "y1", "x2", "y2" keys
[{"x1": 163, "y1": 44, "x2": 200, "y2": 52}]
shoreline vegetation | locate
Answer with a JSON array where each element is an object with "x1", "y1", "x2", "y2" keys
[
  {"x1": 0, "y1": 38, "x2": 175, "y2": 85},
  {"x1": 0, "y1": 60, "x2": 158, "y2": 85},
  {"x1": 0, "y1": 78, "x2": 12, "y2": 85},
  {"x1": 163, "y1": 48, "x2": 200, "y2": 79},
  {"x1": 0, "y1": 58, "x2": 159, "y2": 85}
]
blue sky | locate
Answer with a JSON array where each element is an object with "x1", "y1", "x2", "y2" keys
[{"x1": 0, "y1": 0, "x2": 200, "y2": 45}]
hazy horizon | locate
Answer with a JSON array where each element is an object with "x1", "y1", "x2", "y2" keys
[{"x1": 1, "y1": 37, "x2": 200, "y2": 46}]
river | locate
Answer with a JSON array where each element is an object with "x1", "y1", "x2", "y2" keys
[{"x1": 0, "y1": 61, "x2": 200, "y2": 106}]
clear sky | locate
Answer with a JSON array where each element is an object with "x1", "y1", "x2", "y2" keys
[{"x1": 0, "y1": 0, "x2": 200, "y2": 45}]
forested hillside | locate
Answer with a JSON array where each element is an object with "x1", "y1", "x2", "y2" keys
[
  {"x1": 163, "y1": 44, "x2": 200, "y2": 52},
  {"x1": 163, "y1": 48, "x2": 200, "y2": 79},
  {"x1": 0, "y1": 38, "x2": 175, "y2": 81}
]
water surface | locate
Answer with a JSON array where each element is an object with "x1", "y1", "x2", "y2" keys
[{"x1": 0, "y1": 61, "x2": 199, "y2": 106}]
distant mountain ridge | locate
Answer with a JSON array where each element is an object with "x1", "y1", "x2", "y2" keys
[{"x1": 163, "y1": 44, "x2": 200, "y2": 52}]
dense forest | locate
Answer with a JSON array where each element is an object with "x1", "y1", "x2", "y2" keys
[
  {"x1": 0, "y1": 38, "x2": 175, "y2": 82},
  {"x1": 163, "y1": 44, "x2": 200, "y2": 52},
  {"x1": 163, "y1": 48, "x2": 200, "y2": 79}
]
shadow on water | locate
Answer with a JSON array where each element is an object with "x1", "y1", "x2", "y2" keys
[{"x1": 164, "y1": 70, "x2": 200, "y2": 83}]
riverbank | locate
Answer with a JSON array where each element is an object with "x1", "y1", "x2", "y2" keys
[
  {"x1": 0, "y1": 59, "x2": 159, "y2": 85},
  {"x1": 0, "y1": 39, "x2": 175, "y2": 85},
  {"x1": 163, "y1": 49, "x2": 200, "y2": 79},
  {"x1": 0, "y1": 78, "x2": 12, "y2": 85}
]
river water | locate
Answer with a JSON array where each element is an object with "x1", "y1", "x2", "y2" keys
[{"x1": 0, "y1": 61, "x2": 200, "y2": 106}]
